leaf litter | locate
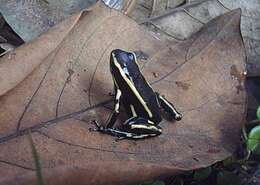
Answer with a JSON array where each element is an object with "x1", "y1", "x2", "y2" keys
[{"x1": 0, "y1": 1, "x2": 247, "y2": 185}]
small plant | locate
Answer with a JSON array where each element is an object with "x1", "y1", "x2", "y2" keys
[
  {"x1": 177, "y1": 105, "x2": 260, "y2": 185},
  {"x1": 247, "y1": 125, "x2": 260, "y2": 154},
  {"x1": 257, "y1": 106, "x2": 260, "y2": 120},
  {"x1": 246, "y1": 106, "x2": 260, "y2": 155},
  {"x1": 139, "y1": 106, "x2": 260, "y2": 185},
  {"x1": 28, "y1": 131, "x2": 44, "y2": 185}
]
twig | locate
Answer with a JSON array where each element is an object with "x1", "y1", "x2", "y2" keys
[
  {"x1": 182, "y1": 8, "x2": 206, "y2": 24},
  {"x1": 140, "y1": 0, "x2": 210, "y2": 24},
  {"x1": 146, "y1": 21, "x2": 185, "y2": 41}
]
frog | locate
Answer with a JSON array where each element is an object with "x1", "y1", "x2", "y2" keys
[{"x1": 90, "y1": 49, "x2": 182, "y2": 140}]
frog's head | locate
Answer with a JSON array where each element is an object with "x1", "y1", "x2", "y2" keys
[
  {"x1": 110, "y1": 49, "x2": 137, "y2": 69},
  {"x1": 110, "y1": 49, "x2": 140, "y2": 80}
]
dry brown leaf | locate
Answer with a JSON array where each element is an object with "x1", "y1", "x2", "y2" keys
[
  {"x1": 0, "y1": 2, "x2": 246, "y2": 185},
  {"x1": 0, "y1": 12, "x2": 82, "y2": 96},
  {"x1": 138, "y1": 0, "x2": 260, "y2": 76},
  {"x1": 150, "y1": 0, "x2": 186, "y2": 15},
  {"x1": 0, "y1": 0, "x2": 97, "y2": 42}
]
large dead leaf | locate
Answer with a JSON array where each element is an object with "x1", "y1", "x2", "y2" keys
[{"x1": 0, "y1": 2, "x2": 246, "y2": 185}]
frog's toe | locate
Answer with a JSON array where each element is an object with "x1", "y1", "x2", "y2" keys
[
  {"x1": 89, "y1": 126, "x2": 102, "y2": 132},
  {"x1": 115, "y1": 136, "x2": 126, "y2": 141},
  {"x1": 175, "y1": 114, "x2": 182, "y2": 121},
  {"x1": 89, "y1": 127, "x2": 97, "y2": 132}
]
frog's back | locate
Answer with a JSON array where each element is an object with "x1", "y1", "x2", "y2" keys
[
  {"x1": 132, "y1": 76, "x2": 162, "y2": 123},
  {"x1": 110, "y1": 50, "x2": 162, "y2": 123},
  {"x1": 121, "y1": 74, "x2": 162, "y2": 124}
]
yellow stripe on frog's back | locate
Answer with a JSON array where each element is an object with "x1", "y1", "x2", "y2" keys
[{"x1": 112, "y1": 54, "x2": 153, "y2": 118}]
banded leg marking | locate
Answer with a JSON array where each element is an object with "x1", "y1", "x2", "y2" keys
[
  {"x1": 156, "y1": 92, "x2": 182, "y2": 121},
  {"x1": 106, "y1": 88, "x2": 122, "y2": 128}
]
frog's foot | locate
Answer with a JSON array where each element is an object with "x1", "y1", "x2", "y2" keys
[{"x1": 89, "y1": 120, "x2": 105, "y2": 132}]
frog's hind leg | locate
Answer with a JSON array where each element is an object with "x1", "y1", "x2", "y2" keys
[
  {"x1": 90, "y1": 117, "x2": 162, "y2": 140},
  {"x1": 155, "y1": 92, "x2": 182, "y2": 121},
  {"x1": 89, "y1": 87, "x2": 122, "y2": 137},
  {"x1": 122, "y1": 117, "x2": 162, "y2": 139},
  {"x1": 90, "y1": 120, "x2": 135, "y2": 139}
]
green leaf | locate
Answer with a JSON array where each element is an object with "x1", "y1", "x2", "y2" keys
[
  {"x1": 28, "y1": 131, "x2": 44, "y2": 185},
  {"x1": 193, "y1": 167, "x2": 212, "y2": 181},
  {"x1": 217, "y1": 171, "x2": 241, "y2": 185},
  {"x1": 247, "y1": 125, "x2": 260, "y2": 154},
  {"x1": 257, "y1": 106, "x2": 260, "y2": 120}
]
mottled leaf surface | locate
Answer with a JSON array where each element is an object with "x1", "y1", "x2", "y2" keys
[
  {"x1": 0, "y1": 0, "x2": 97, "y2": 42},
  {"x1": 139, "y1": 0, "x2": 260, "y2": 76},
  {"x1": 0, "y1": 3, "x2": 246, "y2": 185}
]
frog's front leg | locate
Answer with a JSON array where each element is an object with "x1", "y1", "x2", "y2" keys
[
  {"x1": 106, "y1": 87, "x2": 122, "y2": 128},
  {"x1": 90, "y1": 88, "x2": 121, "y2": 133},
  {"x1": 155, "y1": 92, "x2": 182, "y2": 121}
]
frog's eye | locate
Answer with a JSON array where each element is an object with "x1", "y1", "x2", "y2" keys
[{"x1": 128, "y1": 53, "x2": 134, "y2": 61}]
